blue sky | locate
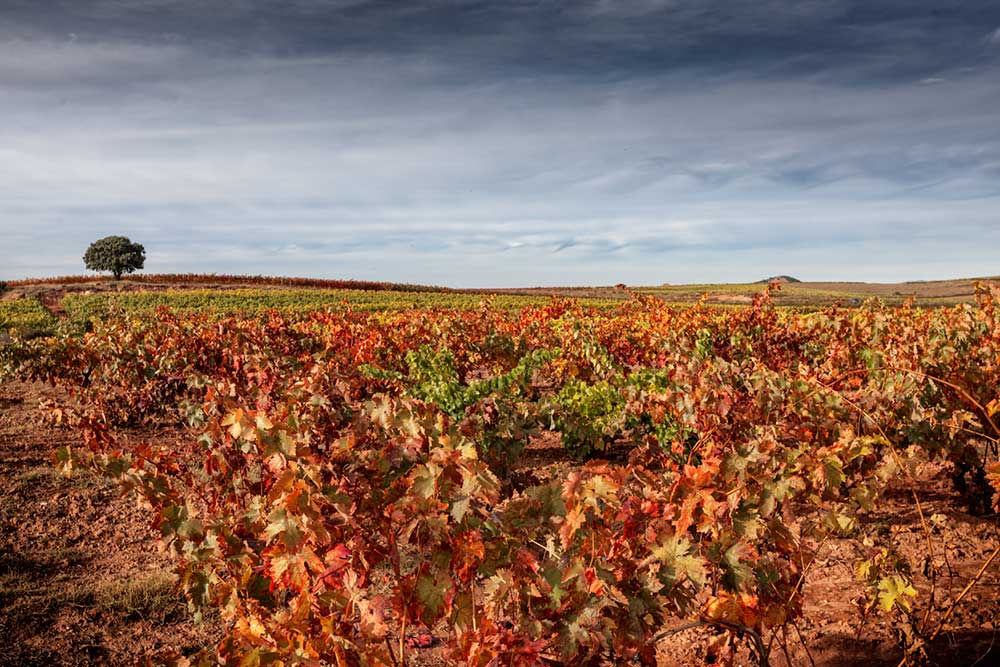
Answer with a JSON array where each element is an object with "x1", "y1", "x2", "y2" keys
[{"x1": 1, "y1": 1, "x2": 999, "y2": 286}]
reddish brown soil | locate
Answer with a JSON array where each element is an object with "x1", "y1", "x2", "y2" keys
[
  {"x1": 1, "y1": 380, "x2": 996, "y2": 666},
  {"x1": 0, "y1": 381, "x2": 220, "y2": 666},
  {"x1": 779, "y1": 464, "x2": 999, "y2": 667}
]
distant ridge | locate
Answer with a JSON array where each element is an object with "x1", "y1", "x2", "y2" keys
[{"x1": 758, "y1": 275, "x2": 801, "y2": 284}]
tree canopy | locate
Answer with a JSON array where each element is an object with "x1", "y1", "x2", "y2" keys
[{"x1": 83, "y1": 236, "x2": 146, "y2": 280}]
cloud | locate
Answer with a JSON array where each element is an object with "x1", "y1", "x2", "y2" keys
[
  {"x1": 0, "y1": 38, "x2": 187, "y2": 83},
  {"x1": 0, "y1": 1, "x2": 998, "y2": 284}
]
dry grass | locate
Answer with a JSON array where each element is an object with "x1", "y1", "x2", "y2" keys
[{"x1": 0, "y1": 565, "x2": 184, "y2": 627}]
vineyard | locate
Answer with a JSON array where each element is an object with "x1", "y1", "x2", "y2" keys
[
  {"x1": 0, "y1": 297, "x2": 57, "y2": 335},
  {"x1": 3, "y1": 273, "x2": 459, "y2": 293},
  {"x1": 59, "y1": 289, "x2": 617, "y2": 324},
  {"x1": 1, "y1": 284, "x2": 999, "y2": 666}
]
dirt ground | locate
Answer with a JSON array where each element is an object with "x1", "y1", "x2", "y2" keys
[
  {"x1": 1, "y1": 380, "x2": 997, "y2": 666},
  {"x1": 0, "y1": 381, "x2": 220, "y2": 667}
]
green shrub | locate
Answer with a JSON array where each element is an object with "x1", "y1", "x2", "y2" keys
[
  {"x1": 553, "y1": 379, "x2": 627, "y2": 458},
  {"x1": 365, "y1": 345, "x2": 558, "y2": 477}
]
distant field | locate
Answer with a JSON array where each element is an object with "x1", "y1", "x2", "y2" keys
[
  {"x1": 60, "y1": 288, "x2": 619, "y2": 323},
  {"x1": 4, "y1": 272, "x2": 454, "y2": 293},
  {"x1": 459, "y1": 276, "x2": 1000, "y2": 307},
  {"x1": 634, "y1": 281, "x2": 980, "y2": 307},
  {"x1": 0, "y1": 297, "x2": 56, "y2": 334},
  {"x1": 630, "y1": 277, "x2": 993, "y2": 307},
  {"x1": 3, "y1": 275, "x2": 998, "y2": 326}
]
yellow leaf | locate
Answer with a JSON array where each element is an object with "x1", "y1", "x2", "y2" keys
[
  {"x1": 988, "y1": 398, "x2": 1000, "y2": 417},
  {"x1": 704, "y1": 594, "x2": 741, "y2": 623}
]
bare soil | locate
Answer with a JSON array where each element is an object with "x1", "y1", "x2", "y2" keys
[{"x1": 0, "y1": 381, "x2": 220, "y2": 666}]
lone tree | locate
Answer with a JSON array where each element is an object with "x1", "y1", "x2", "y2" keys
[{"x1": 83, "y1": 235, "x2": 146, "y2": 280}]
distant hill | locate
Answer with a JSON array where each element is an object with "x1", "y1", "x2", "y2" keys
[{"x1": 757, "y1": 275, "x2": 801, "y2": 284}]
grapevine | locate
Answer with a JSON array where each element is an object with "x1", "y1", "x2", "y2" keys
[{"x1": 4, "y1": 284, "x2": 999, "y2": 666}]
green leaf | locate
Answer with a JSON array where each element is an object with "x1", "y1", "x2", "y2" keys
[
  {"x1": 263, "y1": 508, "x2": 303, "y2": 548},
  {"x1": 823, "y1": 457, "x2": 845, "y2": 493},
  {"x1": 648, "y1": 536, "x2": 706, "y2": 587},
  {"x1": 416, "y1": 570, "x2": 450, "y2": 624},
  {"x1": 721, "y1": 542, "x2": 753, "y2": 591}
]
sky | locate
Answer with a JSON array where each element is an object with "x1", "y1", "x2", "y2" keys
[{"x1": 1, "y1": 1, "x2": 999, "y2": 287}]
